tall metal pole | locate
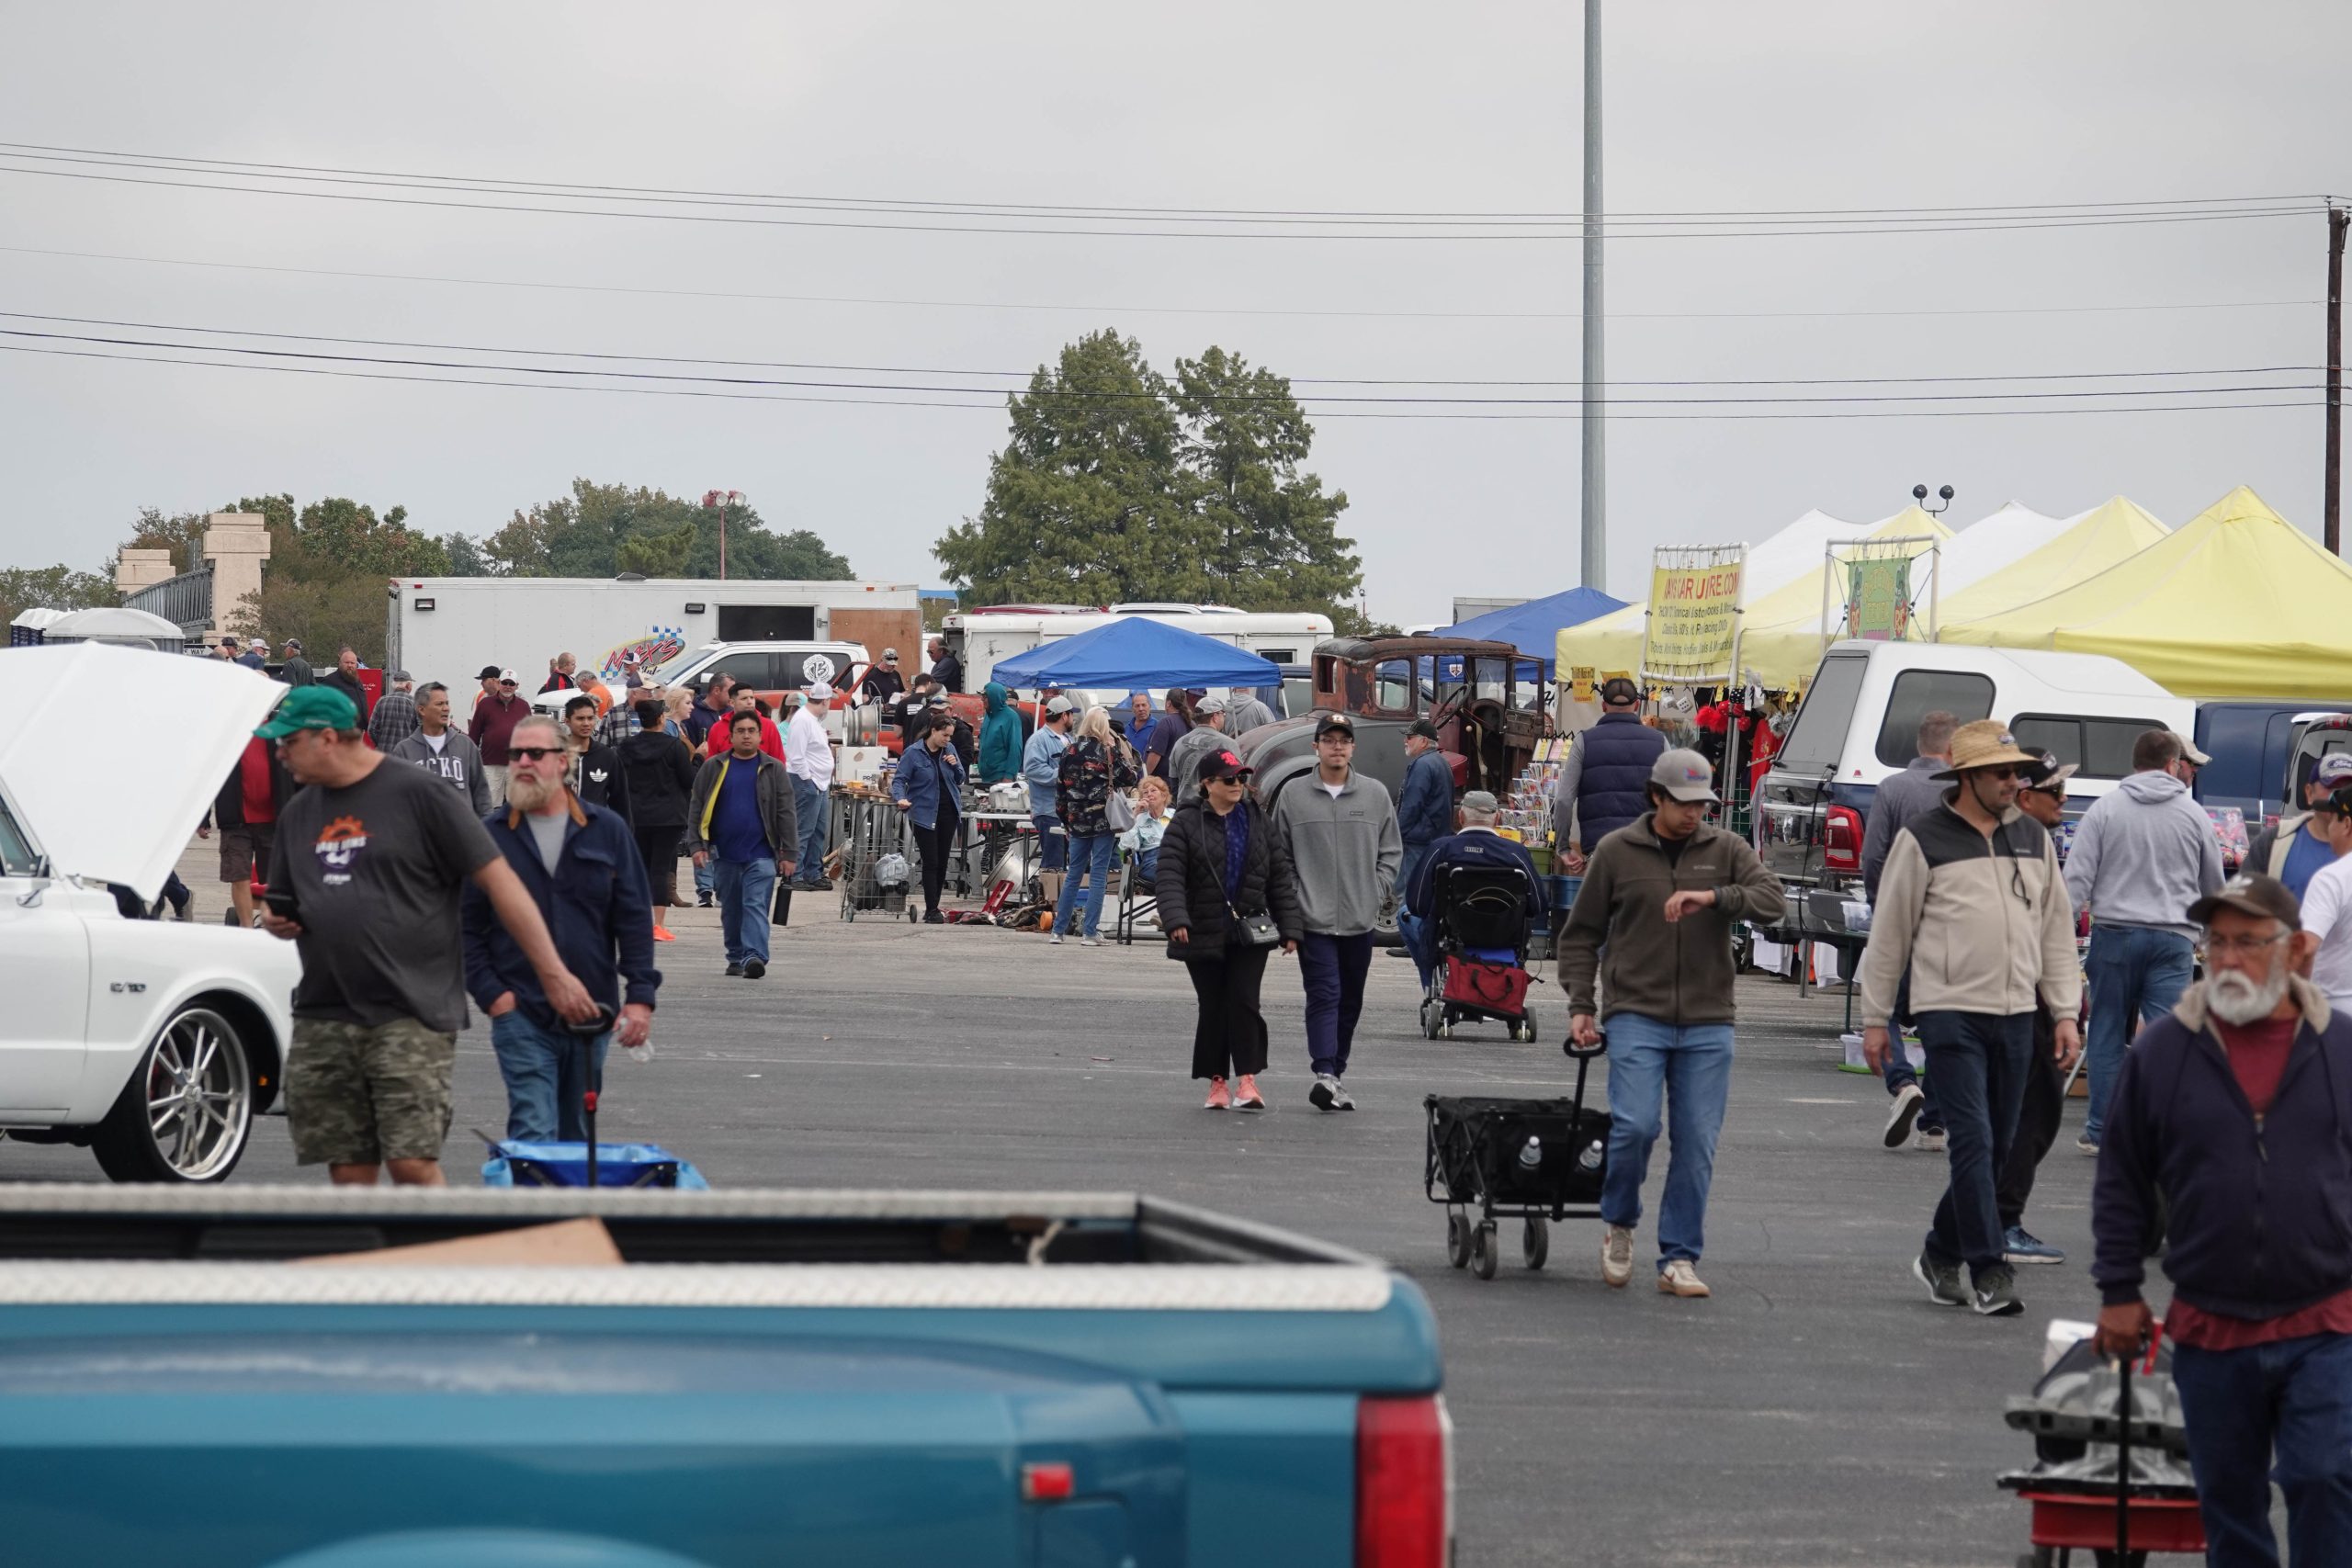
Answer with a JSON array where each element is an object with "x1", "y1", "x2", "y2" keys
[
  {"x1": 1579, "y1": 0, "x2": 1607, "y2": 592},
  {"x1": 2328, "y1": 204, "x2": 2346, "y2": 556}
]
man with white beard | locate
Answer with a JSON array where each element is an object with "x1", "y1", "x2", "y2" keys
[{"x1": 2093, "y1": 874, "x2": 2352, "y2": 1565}]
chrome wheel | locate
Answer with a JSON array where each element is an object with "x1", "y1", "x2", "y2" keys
[{"x1": 97, "y1": 1008, "x2": 252, "y2": 1182}]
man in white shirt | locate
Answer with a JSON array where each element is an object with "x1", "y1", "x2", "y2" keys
[
  {"x1": 2296, "y1": 789, "x2": 2352, "y2": 1013},
  {"x1": 784, "y1": 682, "x2": 837, "y2": 890}
]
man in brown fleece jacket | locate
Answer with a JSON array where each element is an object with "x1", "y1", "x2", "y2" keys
[{"x1": 1559, "y1": 749, "x2": 1785, "y2": 1300}]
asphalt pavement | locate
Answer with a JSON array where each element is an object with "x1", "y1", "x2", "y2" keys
[{"x1": 5, "y1": 848, "x2": 2135, "y2": 1567}]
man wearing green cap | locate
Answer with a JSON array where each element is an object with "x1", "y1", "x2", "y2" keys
[{"x1": 260, "y1": 686, "x2": 596, "y2": 1186}]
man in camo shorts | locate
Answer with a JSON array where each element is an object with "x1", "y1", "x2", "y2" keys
[{"x1": 261, "y1": 687, "x2": 595, "y2": 1185}]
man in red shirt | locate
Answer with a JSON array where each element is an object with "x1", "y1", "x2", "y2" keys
[
  {"x1": 210, "y1": 736, "x2": 289, "y2": 928},
  {"x1": 2094, "y1": 873, "x2": 2352, "y2": 1564},
  {"x1": 468, "y1": 669, "x2": 529, "y2": 807}
]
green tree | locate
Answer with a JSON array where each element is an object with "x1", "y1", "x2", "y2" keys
[
  {"x1": 935, "y1": 331, "x2": 1211, "y2": 604},
  {"x1": 104, "y1": 506, "x2": 211, "y2": 580},
  {"x1": 1170, "y1": 347, "x2": 1358, "y2": 616},
  {"x1": 484, "y1": 480, "x2": 854, "y2": 580},
  {"x1": 0, "y1": 565, "x2": 116, "y2": 632},
  {"x1": 934, "y1": 333, "x2": 1363, "y2": 615}
]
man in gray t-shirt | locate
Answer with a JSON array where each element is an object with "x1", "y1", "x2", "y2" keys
[{"x1": 262, "y1": 686, "x2": 594, "y2": 1186}]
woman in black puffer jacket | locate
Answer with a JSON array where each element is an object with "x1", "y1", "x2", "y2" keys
[{"x1": 1156, "y1": 749, "x2": 1303, "y2": 1111}]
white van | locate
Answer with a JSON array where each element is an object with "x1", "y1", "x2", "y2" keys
[{"x1": 1755, "y1": 641, "x2": 2195, "y2": 916}]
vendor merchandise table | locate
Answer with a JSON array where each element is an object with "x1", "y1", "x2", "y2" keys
[{"x1": 952, "y1": 811, "x2": 1038, "y2": 897}]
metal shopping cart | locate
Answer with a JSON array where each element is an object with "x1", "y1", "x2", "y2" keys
[{"x1": 833, "y1": 791, "x2": 915, "y2": 923}]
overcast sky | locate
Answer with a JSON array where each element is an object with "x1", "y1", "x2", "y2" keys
[{"x1": 1, "y1": 2, "x2": 2344, "y2": 623}]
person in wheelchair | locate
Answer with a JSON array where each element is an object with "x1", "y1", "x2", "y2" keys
[{"x1": 1398, "y1": 790, "x2": 1544, "y2": 992}]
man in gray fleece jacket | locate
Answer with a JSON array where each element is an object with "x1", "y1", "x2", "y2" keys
[
  {"x1": 2064, "y1": 728, "x2": 2223, "y2": 1151},
  {"x1": 1272, "y1": 712, "x2": 1401, "y2": 1111}
]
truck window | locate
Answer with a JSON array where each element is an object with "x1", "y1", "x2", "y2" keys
[
  {"x1": 1775, "y1": 656, "x2": 1869, "y2": 773},
  {"x1": 2084, "y1": 717, "x2": 2168, "y2": 778},
  {"x1": 703, "y1": 651, "x2": 778, "y2": 689},
  {"x1": 0, "y1": 795, "x2": 36, "y2": 876},
  {"x1": 1873, "y1": 671, "x2": 1994, "y2": 767},
  {"x1": 1374, "y1": 659, "x2": 1413, "y2": 711},
  {"x1": 2009, "y1": 716, "x2": 2080, "y2": 770},
  {"x1": 1472, "y1": 657, "x2": 1511, "y2": 705}
]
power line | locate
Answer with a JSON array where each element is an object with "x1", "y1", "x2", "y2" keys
[
  {"x1": 0, "y1": 139, "x2": 2322, "y2": 226},
  {"x1": 0, "y1": 243, "x2": 2316, "y2": 324},
  {"x1": 4, "y1": 340, "x2": 2317, "y2": 422},
  {"x1": 0, "y1": 331, "x2": 2321, "y2": 412},
  {"x1": 0, "y1": 308, "x2": 2320, "y2": 390},
  {"x1": 0, "y1": 157, "x2": 2321, "y2": 242}
]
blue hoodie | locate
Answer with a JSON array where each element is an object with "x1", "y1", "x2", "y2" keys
[{"x1": 978, "y1": 682, "x2": 1022, "y2": 784}]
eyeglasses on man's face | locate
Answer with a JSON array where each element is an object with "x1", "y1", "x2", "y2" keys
[{"x1": 2199, "y1": 931, "x2": 2290, "y2": 961}]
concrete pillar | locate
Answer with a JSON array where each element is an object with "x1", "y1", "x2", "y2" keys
[
  {"x1": 113, "y1": 548, "x2": 176, "y2": 595},
  {"x1": 201, "y1": 512, "x2": 272, "y2": 643}
]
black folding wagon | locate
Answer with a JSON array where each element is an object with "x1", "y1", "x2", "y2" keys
[{"x1": 1423, "y1": 1033, "x2": 1610, "y2": 1280}]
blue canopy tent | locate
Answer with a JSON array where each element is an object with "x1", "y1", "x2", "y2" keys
[
  {"x1": 1441, "y1": 586, "x2": 1627, "y2": 673},
  {"x1": 988, "y1": 615, "x2": 1283, "y2": 690}
]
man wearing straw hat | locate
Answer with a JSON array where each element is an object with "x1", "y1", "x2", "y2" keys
[{"x1": 1858, "y1": 720, "x2": 2083, "y2": 1318}]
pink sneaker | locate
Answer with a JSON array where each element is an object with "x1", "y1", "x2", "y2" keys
[
  {"x1": 1233, "y1": 1074, "x2": 1265, "y2": 1111},
  {"x1": 1204, "y1": 1077, "x2": 1231, "y2": 1111}
]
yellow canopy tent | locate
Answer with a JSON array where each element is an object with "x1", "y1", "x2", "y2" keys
[
  {"x1": 1729, "y1": 506, "x2": 1955, "y2": 687},
  {"x1": 1933, "y1": 496, "x2": 2169, "y2": 626},
  {"x1": 1939, "y1": 486, "x2": 2352, "y2": 699}
]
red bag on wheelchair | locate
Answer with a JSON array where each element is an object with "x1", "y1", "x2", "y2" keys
[{"x1": 1442, "y1": 956, "x2": 1529, "y2": 1014}]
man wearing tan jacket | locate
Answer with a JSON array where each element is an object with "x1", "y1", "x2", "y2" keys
[{"x1": 1859, "y1": 721, "x2": 2083, "y2": 1318}]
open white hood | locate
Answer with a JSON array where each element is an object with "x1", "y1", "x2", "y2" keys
[{"x1": 0, "y1": 645, "x2": 288, "y2": 900}]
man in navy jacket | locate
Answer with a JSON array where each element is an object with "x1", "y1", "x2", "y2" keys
[
  {"x1": 1396, "y1": 717, "x2": 1455, "y2": 900},
  {"x1": 1551, "y1": 677, "x2": 1667, "y2": 873},
  {"x1": 1398, "y1": 791, "x2": 1542, "y2": 989},
  {"x1": 2092, "y1": 873, "x2": 2352, "y2": 1565},
  {"x1": 462, "y1": 715, "x2": 660, "y2": 1143}
]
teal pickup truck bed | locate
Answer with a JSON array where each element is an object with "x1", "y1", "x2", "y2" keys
[{"x1": 0, "y1": 1187, "x2": 1447, "y2": 1568}]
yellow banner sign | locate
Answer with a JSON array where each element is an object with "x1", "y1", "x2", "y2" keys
[
  {"x1": 1645, "y1": 563, "x2": 1743, "y2": 674},
  {"x1": 1568, "y1": 665, "x2": 1596, "y2": 703}
]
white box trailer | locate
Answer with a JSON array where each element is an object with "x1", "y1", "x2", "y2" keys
[{"x1": 386, "y1": 576, "x2": 923, "y2": 691}]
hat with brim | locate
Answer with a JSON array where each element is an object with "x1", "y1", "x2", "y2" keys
[
  {"x1": 1933, "y1": 719, "x2": 2041, "y2": 779},
  {"x1": 2171, "y1": 730, "x2": 2212, "y2": 766},
  {"x1": 1198, "y1": 750, "x2": 1254, "y2": 784},
  {"x1": 2023, "y1": 750, "x2": 2080, "y2": 791},
  {"x1": 255, "y1": 685, "x2": 358, "y2": 739},
  {"x1": 2188, "y1": 873, "x2": 2301, "y2": 931},
  {"x1": 1649, "y1": 748, "x2": 1720, "y2": 805}
]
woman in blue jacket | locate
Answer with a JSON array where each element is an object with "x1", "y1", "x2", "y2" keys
[{"x1": 894, "y1": 710, "x2": 967, "y2": 923}]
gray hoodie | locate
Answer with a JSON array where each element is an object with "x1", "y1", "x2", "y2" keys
[
  {"x1": 1272, "y1": 771, "x2": 1402, "y2": 936},
  {"x1": 2063, "y1": 770, "x2": 2224, "y2": 939}
]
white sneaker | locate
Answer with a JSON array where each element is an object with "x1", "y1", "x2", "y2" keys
[
  {"x1": 1080, "y1": 936, "x2": 1102, "y2": 947},
  {"x1": 1915, "y1": 1127, "x2": 1949, "y2": 1153},
  {"x1": 1309, "y1": 1074, "x2": 1340, "y2": 1111},
  {"x1": 1048, "y1": 932, "x2": 1065, "y2": 945},
  {"x1": 1600, "y1": 1224, "x2": 1634, "y2": 1288},
  {"x1": 1883, "y1": 1083, "x2": 1925, "y2": 1149},
  {"x1": 1657, "y1": 1259, "x2": 1712, "y2": 1299}
]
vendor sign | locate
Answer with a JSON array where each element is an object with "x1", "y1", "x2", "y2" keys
[
  {"x1": 1842, "y1": 556, "x2": 1912, "y2": 641},
  {"x1": 1643, "y1": 547, "x2": 1745, "y2": 678},
  {"x1": 1568, "y1": 666, "x2": 1596, "y2": 704}
]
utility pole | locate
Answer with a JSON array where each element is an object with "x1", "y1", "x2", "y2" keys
[
  {"x1": 1579, "y1": 0, "x2": 1607, "y2": 592},
  {"x1": 2328, "y1": 204, "x2": 2346, "y2": 555}
]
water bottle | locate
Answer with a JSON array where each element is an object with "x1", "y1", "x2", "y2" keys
[
  {"x1": 1577, "y1": 1139, "x2": 1603, "y2": 1171},
  {"x1": 1516, "y1": 1135, "x2": 1543, "y2": 1171},
  {"x1": 623, "y1": 1040, "x2": 655, "y2": 1066}
]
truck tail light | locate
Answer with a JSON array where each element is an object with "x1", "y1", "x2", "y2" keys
[
  {"x1": 1357, "y1": 1394, "x2": 1453, "y2": 1568},
  {"x1": 1822, "y1": 805, "x2": 1864, "y2": 873}
]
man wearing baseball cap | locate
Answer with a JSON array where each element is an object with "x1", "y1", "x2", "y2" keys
[
  {"x1": 2249, "y1": 750, "x2": 2352, "y2": 900},
  {"x1": 2065, "y1": 728, "x2": 2225, "y2": 1155},
  {"x1": 1996, "y1": 751, "x2": 2084, "y2": 1268},
  {"x1": 467, "y1": 669, "x2": 530, "y2": 808},
  {"x1": 1273, "y1": 711, "x2": 1400, "y2": 1111},
  {"x1": 2294, "y1": 785, "x2": 2352, "y2": 1020},
  {"x1": 1560, "y1": 748, "x2": 1784, "y2": 1299},
  {"x1": 783, "y1": 680, "x2": 836, "y2": 890},
  {"x1": 1164, "y1": 695, "x2": 1231, "y2": 803},
  {"x1": 2092, "y1": 873, "x2": 2352, "y2": 1561},
  {"x1": 278, "y1": 637, "x2": 313, "y2": 688},
  {"x1": 1858, "y1": 721, "x2": 2083, "y2": 1316},
  {"x1": 257, "y1": 685, "x2": 594, "y2": 1187},
  {"x1": 1398, "y1": 789, "x2": 1543, "y2": 991},
  {"x1": 1023, "y1": 694, "x2": 1080, "y2": 876},
  {"x1": 1395, "y1": 717, "x2": 1454, "y2": 906},
  {"x1": 1550, "y1": 675, "x2": 1666, "y2": 875}
]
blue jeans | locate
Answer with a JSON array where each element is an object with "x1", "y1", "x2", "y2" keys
[
  {"x1": 1033, "y1": 812, "x2": 1066, "y2": 872},
  {"x1": 1397, "y1": 840, "x2": 1431, "y2": 901},
  {"x1": 2084, "y1": 924, "x2": 2195, "y2": 1143},
  {"x1": 1397, "y1": 906, "x2": 1437, "y2": 989},
  {"x1": 712, "y1": 855, "x2": 777, "y2": 964},
  {"x1": 1600, "y1": 1013, "x2": 1735, "y2": 1267},
  {"x1": 489, "y1": 1010, "x2": 610, "y2": 1143},
  {"x1": 2172, "y1": 1332, "x2": 2352, "y2": 1568},
  {"x1": 791, "y1": 775, "x2": 829, "y2": 882},
  {"x1": 1054, "y1": 832, "x2": 1116, "y2": 938},
  {"x1": 694, "y1": 853, "x2": 715, "y2": 899},
  {"x1": 1298, "y1": 931, "x2": 1374, "y2": 1077},
  {"x1": 1915, "y1": 1010, "x2": 2032, "y2": 1277}
]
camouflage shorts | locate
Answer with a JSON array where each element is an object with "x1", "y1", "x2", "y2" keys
[{"x1": 286, "y1": 1017, "x2": 458, "y2": 1167}]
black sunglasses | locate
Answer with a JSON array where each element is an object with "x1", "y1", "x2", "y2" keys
[{"x1": 507, "y1": 745, "x2": 564, "y2": 761}]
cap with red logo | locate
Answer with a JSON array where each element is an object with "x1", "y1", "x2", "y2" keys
[
  {"x1": 1198, "y1": 749, "x2": 1255, "y2": 784},
  {"x1": 1648, "y1": 748, "x2": 1720, "y2": 805}
]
